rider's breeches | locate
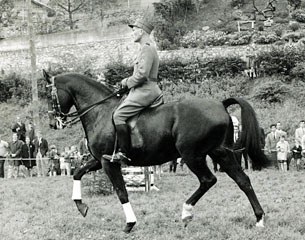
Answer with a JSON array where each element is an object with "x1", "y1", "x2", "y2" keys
[{"x1": 113, "y1": 100, "x2": 146, "y2": 125}]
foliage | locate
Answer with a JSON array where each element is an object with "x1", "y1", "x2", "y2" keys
[
  {"x1": 230, "y1": 0, "x2": 245, "y2": 8},
  {"x1": 49, "y1": 0, "x2": 87, "y2": 30},
  {"x1": 289, "y1": 21, "x2": 300, "y2": 31},
  {"x1": 227, "y1": 31, "x2": 252, "y2": 46},
  {"x1": 274, "y1": 18, "x2": 289, "y2": 24},
  {"x1": 180, "y1": 30, "x2": 229, "y2": 48},
  {"x1": 256, "y1": 47, "x2": 305, "y2": 76},
  {"x1": 0, "y1": 0, "x2": 15, "y2": 27},
  {"x1": 291, "y1": 9, "x2": 305, "y2": 23},
  {"x1": 287, "y1": 0, "x2": 302, "y2": 10},
  {"x1": 153, "y1": 0, "x2": 197, "y2": 50},
  {"x1": 253, "y1": 32, "x2": 279, "y2": 44},
  {"x1": 0, "y1": 72, "x2": 31, "y2": 104},
  {"x1": 282, "y1": 31, "x2": 305, "y2": 42},
  {"x1": 250, "y1": 77, "x2": 291, "y2": 104},
  {"x1": 290, "y1": 62, "x2": 305, "y2": 79}
]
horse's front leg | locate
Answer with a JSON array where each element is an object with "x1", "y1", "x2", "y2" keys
[
  {"x1": 72, "y1": 157, "x2": 102, "y2": 217},
  {"x1": 102, "y1": 159, "x2": 137, "y2": 233}
]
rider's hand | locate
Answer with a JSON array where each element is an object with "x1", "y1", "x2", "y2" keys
[{"x1": 121, "y1": 78, "x2": 128, "y2": 87}]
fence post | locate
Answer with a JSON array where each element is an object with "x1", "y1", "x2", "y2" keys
[{"x1": 144, "y1": 167, "x2": 150, "y2": 192}]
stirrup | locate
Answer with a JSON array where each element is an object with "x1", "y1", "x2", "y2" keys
[{"x1": 103, "y1": 152, "x2": 131, "y2": 163}]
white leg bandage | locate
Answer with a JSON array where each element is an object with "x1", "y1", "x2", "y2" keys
[
  {"x1": 71, "y1": 180, "x2": 82, "y2": 200},
  {"x1": 182, "y1": 203, "x2": 193, "y2": 220},
  {"x1": 122, "y1": 202, "x2": 137, "y2": 223},
  {"x1": 256, "y1": 215, "x2": 265, "y2": 228}
]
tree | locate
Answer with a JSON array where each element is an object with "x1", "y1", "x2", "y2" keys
[
  {"x1": 51, "y1": 0, "x2": 86, "y2": 29},
  {"x1": 86, "y1": 0, "x2": 118, "y2": 21},
  {"x1": 287, "y1": 0, "x2": 302, "y2": 11},
  {"x1": 0, "y1": 0, "x2": 15, "y2": 27}
]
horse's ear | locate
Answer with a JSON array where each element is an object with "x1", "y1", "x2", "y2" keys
[{"x1": 43, "y1": 69, "x2": 52, "y2": 84}]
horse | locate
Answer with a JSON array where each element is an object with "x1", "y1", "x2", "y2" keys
[{"x1": 43, "y1": 70, "x2": 268, "y2": 233}]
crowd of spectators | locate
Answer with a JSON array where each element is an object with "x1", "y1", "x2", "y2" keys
[
  {"x1": 0, "y1": 116, "x2": 90, "y2": 179},
  {"x1": 264, "y1": 120, "x2": 305, "y2": 172}
]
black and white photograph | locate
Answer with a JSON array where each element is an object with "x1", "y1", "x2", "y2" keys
[{"x1": 1, "y1": 0, "x2": 305, "y2": 239}]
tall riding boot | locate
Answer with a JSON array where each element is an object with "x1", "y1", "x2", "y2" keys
[{"x1": 103, "y1": 124, "x2": 131, "y2": 163}]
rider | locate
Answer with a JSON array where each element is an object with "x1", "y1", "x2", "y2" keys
[{"x1": 102, "y1": 18, "x2": 163, "y2": 163}]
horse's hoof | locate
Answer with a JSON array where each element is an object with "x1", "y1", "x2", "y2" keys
[
  {"x1": 182, "y1": 215, "x2": 193, "y2": 227},
  {"x1": 75, "y1": 200, "x2": 89, "y2": 217},
  {"x1": 123, "y1": 222, "x2": 136, "y2": 233},
  {"x1": 255, "y1": 215, "x2": 265, "y2": 228}
]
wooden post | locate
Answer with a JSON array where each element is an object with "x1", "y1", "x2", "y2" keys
[
  {"x1": 27, "y1": 0, "x2": 40, "y2": 131},
  {"x1": 144, "y1": 167, "x2": 150, "y2": 192}
]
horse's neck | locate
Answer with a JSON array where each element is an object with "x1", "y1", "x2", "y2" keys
[{"x1": 67, "y1": 82, "x2": 118, "y2": 136}]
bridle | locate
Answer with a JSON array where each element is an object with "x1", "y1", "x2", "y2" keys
[{"x1": 46, "y1": 76, "x2": 126, "y2": 129}]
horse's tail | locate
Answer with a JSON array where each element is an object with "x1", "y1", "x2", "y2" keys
[{"x1": 222, "y1": 97, "x2": 268, "y2": 170}]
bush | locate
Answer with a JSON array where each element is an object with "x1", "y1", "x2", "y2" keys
[
  {"x1": 230, "y1": 0, "x2": 245, "y2": 8},
  {"x1": 282, "y1": 31, "x2": 305, "y2": 42},
  {"x1": 250, "y1": 78, "x2": 291, "y2": 103},
  {"x1": 292, "y1": 9, "x2": 305, "y2": 23},
  {"x1": 275, "y1": 10, "x2": 289, "y2": 19},
  {"x1": 290, "y1": 62, "x2": 305, "y2": 79},
  {"x1": 227, "y1": 31, "x2": 252, "y2": 46},
  {"x1": 0, "y1": 72, "x2": 31, "y2": 103},
  {"x1": 103, "y1": 56, "x2": 246, "y2": 89},
  {"x1": 256, "y1": 47, "x2": 305, "y2": 76},
  {"x1": 253, "y1": 32, "x2": 279, "y2": 44},
  {"x1": 289, "y1": 22, "x2": 300, "y2": 31},
  {"x1": 180, "y1": 30, "x2": 228, "y2": 48},
  {"x1": 274, "y1": 18, "x2": 290, "y2": 24}
]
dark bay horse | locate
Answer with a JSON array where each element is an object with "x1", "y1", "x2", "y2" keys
[{"x1": 43, "y1": 70, "x2": 268, "y2": 233}]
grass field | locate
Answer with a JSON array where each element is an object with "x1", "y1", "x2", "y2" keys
[{"x1": 1, "y1": 164, "x2": 305, "y2": 240}]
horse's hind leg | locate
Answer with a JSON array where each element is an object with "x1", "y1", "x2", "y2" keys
[
  {"x1": 72, "y1": 157, "x2": 102, "y2": 217},
  {"x1": 209, "y1": 148, "x2": 265, "y2": 227},
  {"x1": 102, "y1": 159, "x2": 136, "y2": 233},
  {"x1": 182, "y1": 154, "x2": 217, "y2": 226}
]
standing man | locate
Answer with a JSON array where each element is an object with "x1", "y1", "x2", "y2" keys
[
  {"x1": 0, "y1": 134, "x2": 9, "y2": 178},
  {"x1": 8, "y1": 132, "x2": 23, "y2": 178},
  {"x1": 21, "y1": 136, "x2": 35, "y2": 177},
  {"x1": 12, "y1": 116, "x2": 26, "y2": 142},
  {"x1": 103, "y1": 18, "x2": 163, "y2": 163},
  {"x1": 275, "y1": 122, "x2": 287, "y2": 140},
  {"x1": 265, "y1": 124, "x2": 278, "y2": 169},
  {"x1": 79, "y1": 136, "x2": 90, "y2": 163},
  {"x1": 33, "y1": 131, "x2": 49, "y2": 177},
  {"x1": 295, "y1": 120, "x2": 305, "y2": 145}
]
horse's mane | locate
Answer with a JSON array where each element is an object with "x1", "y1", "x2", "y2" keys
[{"x1": 56, "y1": 72, "x2": 113, "y2": 95}]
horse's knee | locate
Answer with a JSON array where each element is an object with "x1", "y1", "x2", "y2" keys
[{"x1": 199, "y1": 175, "x2": 217, "y2": 190}]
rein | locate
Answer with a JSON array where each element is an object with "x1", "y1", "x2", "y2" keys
[{"x1": 47, "y1": 76, "x2": 126, "y2": 128}]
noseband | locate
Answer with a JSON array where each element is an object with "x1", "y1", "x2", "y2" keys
[{"x1": 46, "y1": 77, "x2": 126, "y2": 129}]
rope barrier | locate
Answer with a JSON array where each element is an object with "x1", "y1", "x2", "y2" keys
[{"x1": 0, "y1": 158, "x2": 50, "y2": 161}]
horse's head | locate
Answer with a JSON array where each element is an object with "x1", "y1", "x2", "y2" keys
[{"x1": 43, "y1": 69, "x2": 73, "y2": 130}]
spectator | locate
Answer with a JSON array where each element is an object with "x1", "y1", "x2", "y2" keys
[
  {"x1": 21, "y1": 136, "x2": 35, "y2": 177},
  {"x1": 33, "y1": 131, "x2": 49, "y2": 177},
  {"x1": 291, "y1": 139, "x2": 302, "y2": 171},
  {"x1": 28, "y1": 122, "x2": 35, "y2": 143},
  {"x1": 295, "y1": 120, "x2": 305, "y2": 146},
  {"x1": 48, "y1": 145, "x2": 60, "y2": 176},
  {"x1": 265, "y1": 124, "x2": 278, "y2": 169},
  {"x1": 70, "y1": 145, "x2": 81, "y2": 175},
  {"x1": 63, "y1": 146, "x2": 71, "y2": 176},
  {"x1": 169, "y1": 159, "x2": 178, "y2": 173},
  {"x1": 79, "y1": 136, "x2": 90, "y2": 164},
  {"x1": 276, "y1": 135, "x2": 290, "y2": 172},
  {"x1": 244, "y1": 44, "x2": 257, "y2": 79},
  {"x1": 12, "y1": 116, "x2": 26, "y2": 142},
  {"x1": 59, "y1": 152, "x2": 66, "y2": 176},
  {"x1": 8, "y1": 132, "x2": 23, "y2": 178},
  {"x1": 275, "y1": 122, "x2": 287, "y2": 139},
  {"x1": 0, "y1": 134, "x2": 9, "y2": 178}
]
